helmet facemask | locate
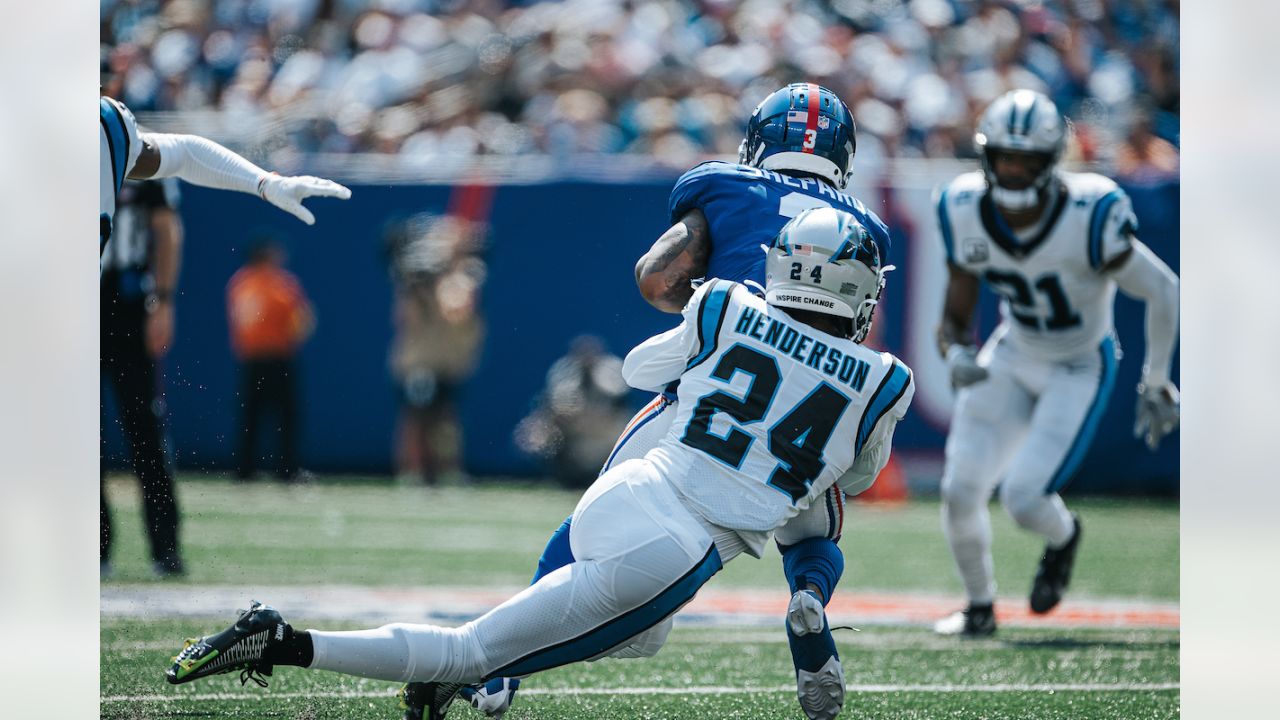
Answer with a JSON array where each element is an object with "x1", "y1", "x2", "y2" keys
[{"x1": 974, "y1": 90, "x2": 1066, "y2": 211}]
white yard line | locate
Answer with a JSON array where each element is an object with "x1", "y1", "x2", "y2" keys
[{"x1": 102, "y1": 682, "x2": 1180, "y2": 704}]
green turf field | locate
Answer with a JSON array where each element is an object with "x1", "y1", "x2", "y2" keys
[{"x1": 101, "y1": 475, "x2": 1179, "y2": 719}]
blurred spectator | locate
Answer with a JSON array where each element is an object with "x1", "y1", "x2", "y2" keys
[
  {"x1": 513, "y1": 335, "x2": 632, "y2": 488},
  {"x1": 386, "y1": 212, "x2": 487, "y2": 486},
  {"x1": 1114, "y1": 106, "x2": 1180, "y2": 185},
  {"x1": 101, "y1": 178, "x2": 185, "y2": 579},
  {"x1": 101, "y1": 0, "x2": 1179, "y2": 173},
  {"x1": 227, "y1": 238, "x2": 315, "y2": 482}
]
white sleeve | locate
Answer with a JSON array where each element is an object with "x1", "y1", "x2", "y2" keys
[
  {"x1": 621, "y1": 281, "x2": 727, "y2": 392},
  {"x1": 622, "y1": 323, "x2": 696, "y2": 392},
  {"x1": 146, "y1": 133, "x2": 268, "y2": 195},
  {"x1": 1109, "y1": 241, "x2": 1180, "y2": 385}
]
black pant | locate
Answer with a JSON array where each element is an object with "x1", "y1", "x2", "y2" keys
[
  {"x1": 237, "y1": 357, "x2": 300, "y2": 480},
  {"x1": 101, "y1": 288, "x2": 180, "y2": 565}
]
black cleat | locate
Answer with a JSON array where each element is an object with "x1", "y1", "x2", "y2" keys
[
  {"x1": 166, "y1": 600, "x2": 291, "y2": 686},
  {"x1": 933, "y1": 603, "x2": 996, "y2": 637},
  {"x1": 399, "y1": 680, "x2": 467, "y2": 720},
  {"x1": 1030, "y1": 514, "x2": 1082, "y2": 614}
]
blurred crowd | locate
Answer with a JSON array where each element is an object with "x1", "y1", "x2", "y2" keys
[{"x1": 101, "y1": 0, "x2": 1179, "y2": 173}]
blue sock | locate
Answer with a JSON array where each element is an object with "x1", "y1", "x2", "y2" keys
[{"x1": 779, "y1": 537, "x2": 845, "y2": 603}]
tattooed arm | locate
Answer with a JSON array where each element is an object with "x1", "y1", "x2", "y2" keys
[{"x1": 634, "y1": 208, "x2": 711, "y2": 313}]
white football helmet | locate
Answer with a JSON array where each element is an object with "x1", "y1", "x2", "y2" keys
[
  {"x1": 764, "y1": 207, "x2": 890, "y2": 343},
  {"x1": 974, "y1": 89, "x2": 1066, "y2": 210}
]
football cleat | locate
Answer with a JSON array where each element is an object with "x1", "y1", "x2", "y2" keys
[
  {"x1": 795, "y1": 655, "x2": 845, "y2": 720},
  {"x1": 933, "y1": 603, "x2": 996, "y2": 637},
  {"x1": 459, "y1": 677, "x2": 521, "y2": 718},
  {"x1": 166, "y1": 600, "x2": 291, "y2": 686},
  {"x1": 787, "y1": 590, "x2": 844, "y2": 720},
  {"x1": 399, "y1": 680, "x2": 467, "y2": 720},
  {"x1": 1030, "y1": 514, "x2": 1082, "y2": 614}
]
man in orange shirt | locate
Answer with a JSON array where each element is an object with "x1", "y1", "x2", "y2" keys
[{"x1": 227, "y1": 239, "x2": 315, "y2": 481}]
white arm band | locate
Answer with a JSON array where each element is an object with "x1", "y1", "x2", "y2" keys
[
  {"x1": 146, "y1": 133, "x2": 268, "y2": 197},
  {"x1": 1111, "y1": 241, "x2": 1179, "y2": 385}
]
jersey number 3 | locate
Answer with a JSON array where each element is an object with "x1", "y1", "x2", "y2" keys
[{"x1": 682, "y1": 345, "x2": 851, "y2": 503}]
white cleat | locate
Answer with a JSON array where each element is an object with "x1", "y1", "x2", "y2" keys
[{"x1": 796, "y1": 655, "x2": 845, "y2": 720}]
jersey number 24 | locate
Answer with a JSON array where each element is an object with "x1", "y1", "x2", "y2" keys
[{"x1": 681, "y1": 344, "x2": 851, "y2": 503}]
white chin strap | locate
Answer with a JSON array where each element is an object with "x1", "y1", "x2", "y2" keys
[{"x1": 991, "y1": 186, "x2": 1040, "y2": 210}]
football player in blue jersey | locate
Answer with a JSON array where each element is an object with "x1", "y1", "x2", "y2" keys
[
  {"x1": 101, "y1": 94, "x2": 350, "y2": 262},
  {"x1": 407, "y1": 83, "x2": 892, "y2": 720}
]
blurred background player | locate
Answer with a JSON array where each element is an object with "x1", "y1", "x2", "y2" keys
[
  {"x1": 386, "y1": 213, "x2": 488, "y2": 486},
  {"x1": 439, "y1": 83, "x2": 892, "y2": 720},
  {"x1": 165, "y1": 209, "x2": 913, "y2": 720},
  {"x1": 512, "y1": 335, "x2": 632, "y2": 489},
  {"x1": 100, "y1": 178, "x2": 184, "y2": 579},
  {"x1": 100, "y1": 92, "x2": 350, "y2": 265},
  {"x1": 932, "y1": 90, "x2": 1179, "y2": 636},
  {"x1": 227, "y1": 239, "x2": 315, "y2": 482}
]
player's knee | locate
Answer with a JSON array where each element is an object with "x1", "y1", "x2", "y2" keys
[
  {"x1": 940, "y1": 467, "x2": 985, "y2": 513},
  {"x1": 606, "y1": 619, "x2": 672, "y2": 659},
  {"x1": 999, "y1": 482, "x2": 1047, "y2": 527}
]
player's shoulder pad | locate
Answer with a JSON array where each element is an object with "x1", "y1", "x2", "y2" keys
[
  {"x1": 683, "y1": 279, "x2": 746, "y2": 370},
  {"x1": 1063, "y1": 172, "x2": 1137, "y2": 270},
  {"x1": 934, "y1": 172, "x2": 984, "y2": 263}
]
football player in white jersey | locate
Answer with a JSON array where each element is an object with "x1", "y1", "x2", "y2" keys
[
  {"x1": 932, "y1": 90, "x2": 1180, "y2": 636},
  {"x1": 100, "y1": 95, "x2": 350, "y2": 262},
  {"x1": 163, "y1": 208, "x2": 914, "y2": 720}
]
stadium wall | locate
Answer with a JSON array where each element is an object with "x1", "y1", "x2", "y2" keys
[{"x1": 102, "y1": 168, "x2": 1179, "y2": 494}]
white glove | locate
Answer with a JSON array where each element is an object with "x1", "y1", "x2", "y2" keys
[
  {"x1": 946, "y1": 344, "x2": 989, "y2": 389},
  {"x1": 258, "y1": 174, "x2": 352, "y2": 225},
  {"x1": 788, "y1": 588, "x2": 826, "y2": 636},
  {"x1": 1134, "y1": 381, "x2": 1179, "y2": 450}
]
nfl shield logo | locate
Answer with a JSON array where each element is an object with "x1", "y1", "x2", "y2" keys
[{"x1": 817, "y1": 116, "x2": 830, "y2": 130}]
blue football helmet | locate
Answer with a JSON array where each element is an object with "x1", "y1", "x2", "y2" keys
[{"x1": 739, "y1": 83, "x2": 857, "y2": 190}]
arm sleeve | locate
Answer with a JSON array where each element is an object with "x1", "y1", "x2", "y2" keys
[
  {"x1": 1109, "y1": 241, "x2": 1179, "y2": 385},
  {"x1": 1088, "y1": 186, "x2": 1138, "y2": 271},
  {"x1": 146, "y1": 133, "x2": 268, "y2": 196}
]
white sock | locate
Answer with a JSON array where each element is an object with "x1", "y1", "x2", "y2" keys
[
  {"x1": 308, "y1": 623, "x2": 486, "y2": 684},
  {"x1": 942, "y1": 500, "x2": 996, "y2": 605}
]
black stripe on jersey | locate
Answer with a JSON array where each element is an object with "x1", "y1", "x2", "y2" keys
[{"x1": 978, "y1": 182, "x2": 1068, "y2": 259}]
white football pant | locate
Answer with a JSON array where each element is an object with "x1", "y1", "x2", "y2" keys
[
  {"x1": 940, "y1": 329, "x2": 1118, "y2": 604},
  {"x1": 307, "y1": 458, "x2": 723, "y2": 683}
]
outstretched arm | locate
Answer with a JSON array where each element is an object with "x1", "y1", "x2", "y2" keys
[
  {"x1": 1106, "y1": 242, "x2": 1179, "y2": 387},
  {"x1": 130, "y1": 134, "x2": 350, "y2": 225},
  {"x1": 1106, "y1": 241, "x2": 1180, "y2": 449},
  {"x1": 635, "y1": 208, "x2": 711, "y2": 313},
  {"x1": 936, "y1": 264, "x2": 988, "y2": 388}
]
